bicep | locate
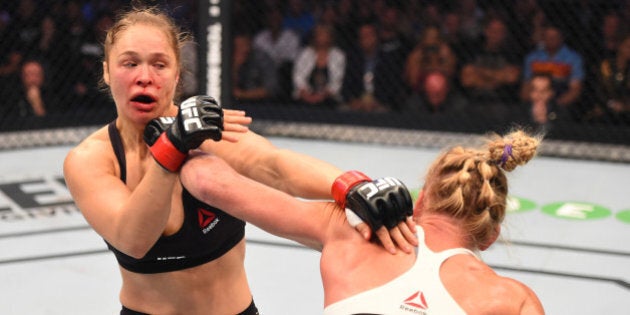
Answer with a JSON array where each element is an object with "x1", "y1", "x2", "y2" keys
[{"x1": 64, "y1": 147, "x2": 130, "y2": 241}]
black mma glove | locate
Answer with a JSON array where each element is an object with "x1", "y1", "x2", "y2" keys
[
  {"x1": 332, "y1": 171, "x2": 413, "y2": 231},
  {"x1": 144, "y1": 117, "x2": 175, "y2": 146},
  {"x1": 146, "y1": 95, "x2": 223, "y2": 172}
]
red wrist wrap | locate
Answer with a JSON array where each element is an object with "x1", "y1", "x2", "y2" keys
[
  {"x1": 331, "y1": 170, "x2": 371, "y2": 209},
  {"x1": 149, "y1": 133, "x2": 187, "y2": 172}
]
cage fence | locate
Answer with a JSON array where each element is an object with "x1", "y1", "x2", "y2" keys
[{"x1": 0, "y1": 0, "x2": 629, "y2": 162}]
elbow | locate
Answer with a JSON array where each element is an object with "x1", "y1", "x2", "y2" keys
[
  {"x1": 181, "y1": 155, "x2": 218, "y2": 197},
  {"x1": 125, "y1": 245, "x2": 150, "y2": 260},
  {"x1": 113, "y1": 237, "x2": 154, "y2": 259}
]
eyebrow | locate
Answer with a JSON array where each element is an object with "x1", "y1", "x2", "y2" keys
[{"x1": 117, "y1": 51, "x2": 173, "y2": 60}]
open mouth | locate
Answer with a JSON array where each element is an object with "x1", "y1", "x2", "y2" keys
[{"x1": 131, "y1": 94, "x2": 156, "y2": 104}]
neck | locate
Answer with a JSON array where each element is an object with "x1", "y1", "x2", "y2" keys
[
  {"x1": 418, "y1": 214, "x2": 472, "y2": 252},
  {"x1": 116, "y1": 118, "x2": 150, "y2": 155}
]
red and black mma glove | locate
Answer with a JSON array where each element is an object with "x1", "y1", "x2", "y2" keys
[
  {"x1": 144, "y1": 117, "x2": 175, "y2": 145},
  {"x1": 332, "y1": 171, "x2": 413, "y2": 231},
  {"x1": 144, "y1": 95, "x2": 224, "y2": 172}
]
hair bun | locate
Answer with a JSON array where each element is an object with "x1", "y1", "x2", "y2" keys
[{"x1": 487, "y1": 129, "x2": 542, "y2": 172}]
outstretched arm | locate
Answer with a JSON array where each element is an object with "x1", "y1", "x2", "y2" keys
[
  {"x1": 203, "y1": 128, "x2": 417, "y2": 253},
  {"x1": 180, "y1": 151, "x2": 333, "y2": 250}
]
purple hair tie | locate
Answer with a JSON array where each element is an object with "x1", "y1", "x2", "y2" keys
[{"x1": 499, "y1": 144, "x2": 513, "y2": 167}]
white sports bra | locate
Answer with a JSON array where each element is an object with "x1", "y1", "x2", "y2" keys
[{"x1": 323, "y1": 226, "x2": 479, "y2": 315}]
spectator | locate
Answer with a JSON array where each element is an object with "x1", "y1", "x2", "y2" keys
[
  {"x1": 0, "y1": 0, "x2": 38, "y2": 104},
  {"x1": 525, "y1": 73, "x2": 557, "y2": 128},
  {"x1": 596, "y1": 34, "x2": 630, "y2": 124},
  {"x1": 597, "y1": 11, "x2": 627, "y2": 63},
  {"x1": 457, "y1": 0, "x2": 485, "y2": 43},
  {"x1": 510, "y1": 0, "x2": 542, "y2": 53},
  {"x1": 35, "y1": 15, "x2": 68, "y2": 63},
  {"x1": 521, "y1": 25, "x2": 585, "y2": 121},
  {"x1": 253, "y1": 6, "x2": 301, "y2": 101},
  {"x1": 30, "y1": 14, "x2": 77, "y2": 113},
  {"x1": 332, "y1": 0, "x2": 361, "y2": 51},
  {"x1": 441, "y1": 9, "x2": 475, "y2": 70},
  {"x1": 353, "y1": 0, "x2": 379, "y2": 28},
  {"x1": 283, "y1": 0, "x2": 316, "y2": 45},
  {"x1": 404, "y1": 71, "x2": 468, "y2": 115},
  {"x1": 4, "y1": 59, "x2": 59, "y2": 120},
  {"x1": 0, "y1": 14, "x2": 23, "y2": 108},
  {"x1": 316, "y1": 1, "x2": 350, "y2": 52},
  {"x1": 53, "y1": 0, "x2": 92, "y2": 111},
  {"x1": 341, "y1": 23, "x2": 388, "y2": 112},
  {"x1": 60, "y1": 0, "x2": 89, "y2": 55},
  {"x1": 232, "y1": 33, "x2": 278, "y2": 103},
  {"x1": 6, "y1": 0, "x2": 41, "y2": 54},
  {"x1": 460, "y1": 16, "x2": 521, "y2": 115},
  {"x1": 292, "y1": 23, "x2": 346, "y2": 108},
  {"x1": 254, "y1": 6, "x2": 301, "y2": 66},
  {"x1": 528, "y1": 8, "x2": 549, "y2": 49},
  {"x1": 404, "y1": 24, "x2": 458, "y2": 108},
  {"x1": 410, "y1": 2, "x2": 442, "y2": 35},
  {"x1": 19, "y1": 59, "x2": 47, "y2": 117},
  {"x1": 374, "y1": 3, "x2": 412, "y2": 111}
]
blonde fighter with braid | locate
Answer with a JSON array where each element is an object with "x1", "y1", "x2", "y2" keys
[{"x1": 181, "y1": 129, "x2": 545, "y2": 314}]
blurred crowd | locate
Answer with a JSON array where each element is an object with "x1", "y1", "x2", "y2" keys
[
  {"x1": 2, "y1": 0, "x2": 630, "y2": 132},
  {"x1": 0, "y1": 0, "x2": 193, "y2": 129},
  {"x1": 233, "y1": 0, "x2": 630, "y2": 128}
]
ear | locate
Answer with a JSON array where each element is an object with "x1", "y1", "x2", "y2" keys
[
  {"x1": 102, "y1": 61, "x2": 110, "y2": 85},
  {"x1": 479, "y1": 224, "x2": 500, "y2": 251}
]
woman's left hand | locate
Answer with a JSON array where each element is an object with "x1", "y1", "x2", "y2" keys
[
  {"x1": 354, "y1": 217, "x2": 418, "y2": 254},
  {"x1": 221, "y1": 109, "x2": 252, "y2": 142}
]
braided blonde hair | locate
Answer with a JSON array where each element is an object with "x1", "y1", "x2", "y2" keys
[{"x1": 422, "y1": 129, "x2": 542, "y2": 249}]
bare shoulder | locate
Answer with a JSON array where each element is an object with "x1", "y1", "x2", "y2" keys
[
  {"x1": 444, "y1": 257, "x2": 544, "y2": 314},
  {"x1": 497, "y1": 276, "x2": 545, "y2": 315},
  {"x1": 476, "y1": 273, "x2": 545, "y2": 315},
  {"x1": 64, "y1": 126, "x2": 115, "y2": 177}
]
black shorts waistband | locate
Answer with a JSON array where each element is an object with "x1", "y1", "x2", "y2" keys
[
  {"x1": 121, "y1": 299, "x2": 259, "y2": 315},
  {"x1": 120, "y1": 305, "x2": 148, "y2": 315},
  {"x1": 239, "y1": 299, "x2": 260, "y2": 315}
]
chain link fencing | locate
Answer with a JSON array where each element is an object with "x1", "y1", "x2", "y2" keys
[{"x1": 1, "y1": 0, "x2": 629, "y2": 162}]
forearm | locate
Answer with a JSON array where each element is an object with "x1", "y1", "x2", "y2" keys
[
  {"x1": 112, "y1": 163, "x2": 178, "y2": 257},
  {"x1": 270, "y1": 148, "x2": 342, "y2": 199},
  {"x1": 182, "y1": 153, "x2": 327, "y2": 250},
  {"x1": 209, "y1": 131, "x2": 342, "y2": 199},
  {"x1": 557, "y1": 82, "x2": 582, "y2": 106},
  {"x1": 65, "y1": 147, "x2": 178, "y2": 259}
]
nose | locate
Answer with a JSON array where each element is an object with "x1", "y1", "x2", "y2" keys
[{"x1": 136, "y1": 65, "x2": 152, "y2": 87}]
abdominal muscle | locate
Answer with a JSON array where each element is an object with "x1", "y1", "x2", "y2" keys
[{"x1": 119, "y1": 239, "x2": 252, "y2": 315}]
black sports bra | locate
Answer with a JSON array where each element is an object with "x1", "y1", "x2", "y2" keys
[{"x1": 106, "y1": 121, "x2": 245, "y2": 274}]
